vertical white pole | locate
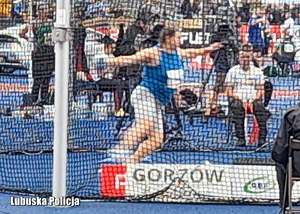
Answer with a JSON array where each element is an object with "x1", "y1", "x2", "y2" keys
[{"x1": 52, "y1": 0, "x2": 70, "y2": 198}]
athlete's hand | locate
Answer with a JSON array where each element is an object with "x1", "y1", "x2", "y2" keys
[{"x1": 210, "y1": 42, "x2": 224, "y2": 50}]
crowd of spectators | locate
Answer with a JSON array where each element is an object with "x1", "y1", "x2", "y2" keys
[{"x1": 1, "y1": 0, "x2": 300, "y2": 145}]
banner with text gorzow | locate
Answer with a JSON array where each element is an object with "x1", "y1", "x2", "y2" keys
[{"x1": 100, "y1": 164, "x2": 300, "y2": 202}]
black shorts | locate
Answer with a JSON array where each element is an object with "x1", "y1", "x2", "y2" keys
[
  {"x1": 213, "y1": 72, "x2": 227, "y2": 93},
  {"x1": 32, "y1": 45, "x2": 55, "y2": 78}
]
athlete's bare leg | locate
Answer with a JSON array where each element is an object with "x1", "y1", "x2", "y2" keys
[
  {"x1": 112, "y1": 118, "x2": 158, "y2": 162},
  {"x1": 126, "y1": 130, "x2": 164, "y2": 163},
  {"x1": 114, "y1": 123, "x2": 147, "y2": 151}
]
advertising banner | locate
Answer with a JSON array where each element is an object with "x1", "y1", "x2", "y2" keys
[{"x1": 101, "y1": 163, "x2": 300, "y2": 202}]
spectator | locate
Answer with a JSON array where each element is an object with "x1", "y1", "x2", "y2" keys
[
  {"x1": 96, "y1": 35, "x2": 126, "y2": 117},
  {"x1": 225, "y1": 44, "x2": 270, "y2": 147},
  {"x1": 73, "y1": 2, "x2": 91, "y2": 80},
  {"x1": 296, "y1": 13, "x2": 300, "y2": 25},
  {"x1": 72, "y1": 2, "x2": 94, "y2": 101},
  {"x1": 270, "y1": 4, "x2": 284, "y2": 24},
  {"x1": 290, "y1": 4, "x2": 298, "y2": 21},
  {"x1": 247, "y1": 10, "x2": 267, "y2": 57},
  {"x1": 20, "y1": 3, "x2": 55, "y2": 106},
  {"x1": 112, "y1": 20, "x2": 163, "y2": 121},
  {"x1": 281, "y1": 12, "x2": 295, "y2": 39},
  {"x1": 125, "y1": 18, "x2": 152, "y2": 51},
  {"x1": 263, "y1": 12, "x2": 271, "y2": 55},
  {"x1": 273, "y1": 30, "x2": 296, "y2": 73},
  {"x1": 137, "y1": 0, "x2": 160, "y2": 23},
  {"x1": 180, "y1": 0, "x2": 199, "y2": 19},
  {"x1": 239, "y1": 0, "x2": 251, "y2": 23}
]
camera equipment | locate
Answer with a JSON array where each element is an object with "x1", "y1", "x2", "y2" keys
[{"x1": 211, "y1": 21, "x2": 238, "y2": 49}]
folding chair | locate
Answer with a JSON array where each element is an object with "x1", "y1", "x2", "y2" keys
[{"x1": 285, "y1": 136, "x2": 300, "y2": 214}]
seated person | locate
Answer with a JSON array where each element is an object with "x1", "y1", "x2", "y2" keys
[
  {"x1": 137, "y1": 0, "x2": 160, "y2": 23},
  {"x1": 225, "y1": 44, "x2": 270, "y2": 147},
  {"x1": 96, "y1": 35, "x2": 126, "y2": 117},
  {"x1": 272, "y1": 104, "x2": 300, "y2": 211},
  {"x1": 273, "y1": 30, "x2": 296, "y2": 72},
  {"x1": 180, "y1": 0, "x2": 199, "y2": 19},
  {"x1": 281, "y1": 12, "x2": 295, "y2": 40}
]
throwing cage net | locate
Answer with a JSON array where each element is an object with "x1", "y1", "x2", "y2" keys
[{"x1": 1, "y1": 0, "x2": 300, "y2": 206}]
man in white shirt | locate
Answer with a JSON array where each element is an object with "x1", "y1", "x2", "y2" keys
[
  {"x1": 225, "y1": 44, "x2": 270, "y2": 147},
  {"x1": 281, "y1": 12, "x2": 295, "y2": 39}
]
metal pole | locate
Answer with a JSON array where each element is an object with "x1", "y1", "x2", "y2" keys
[{"x1": 52, "y1": 0, "x2": 70, "y2": 198}]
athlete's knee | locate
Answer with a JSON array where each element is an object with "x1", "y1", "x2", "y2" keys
[
  {"x1": 149, "y1": 132, "x2": 164, "y2": 148},
  {"x1": 140, "y1": 118, "x2": 156, "y2": 131}
]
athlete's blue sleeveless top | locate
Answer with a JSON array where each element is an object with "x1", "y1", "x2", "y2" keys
[{"x1": 140, "y1": 48, "x2": 184, "y2": 105}]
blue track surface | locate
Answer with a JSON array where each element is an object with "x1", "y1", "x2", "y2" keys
[{"x1": 0, "y1": 193, "x2": 282, "y2": 214}]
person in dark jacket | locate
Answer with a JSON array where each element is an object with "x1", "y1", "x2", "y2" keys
[
  {"x1": 112, "y1": 19, "x2": 148, "y2": 116},
  {"x1": 180, "y1": 0, "x2": 199, "y2": 19},
  {"x1": 113, "y1": 19, "x2": 161, "y2": 114},
  {"x1": 272, "y1": 103, "x2": 300, "y2": 211},
  {"x1": 137, "y1": 0, "x2": 159, "y2": 23},
  {"x1": 96, "y1": 35, "x2": 127, "y2": 117},
  {"x1": 20, "y1": 3, "x2": 54, "y2": 106}
]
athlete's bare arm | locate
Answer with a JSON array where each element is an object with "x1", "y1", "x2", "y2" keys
[
  {"x1": 179, "y1": 42, "x2": 223, "y2": 59},
  {"x1": 104, "y1": 48, "x2": 159, "y2": 67}
]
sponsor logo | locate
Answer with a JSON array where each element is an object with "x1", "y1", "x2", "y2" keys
[
  {"x1": 180, "y1": 31, "x2": 210, "y2": 46},
  {"x1": 101, "y1": 164, "x2": 127, "y2": 197},
  {"x1": 243, "y1": 176, "x2": 275, "y2": 194},
  {"x1": 100, "y1": 164, "x2": 224, "y2": 197},
  {"x1": 132, "y1": 168, "x2": 224, "y2": 183}
]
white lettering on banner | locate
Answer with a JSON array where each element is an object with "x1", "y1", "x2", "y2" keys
[
  {"x1": 115, "y1": 174, "x2": 126, "y2": 189},
  {"x1": 124, "y1": 164, "x2": 230, "y2": 197},
  {"x1": 180, "y1": 31, "x2": 211, "y2": 45},
  {"x1": 10, "y1": 196, "x2": 80, "y2": 206},
  {"x1": 132, "y1": 168, "x2": 224, "y2": 183},
  {"x1": 115, "y1": 164, "x2": 300, "y2": 201}
]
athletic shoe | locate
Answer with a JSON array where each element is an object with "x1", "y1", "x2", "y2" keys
[
  {"x1": 101, "y1": 156, "x2": 122, "y2": 164},
  {"x1": 114, "y1": 108, "x2": 126, "y2": 117},
  {"x1": 140, "y1": 156, "x2": 152, "y2": 163},
  {"x1": 109, "y1": 149, "x2": 134, "y2": 159}
]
